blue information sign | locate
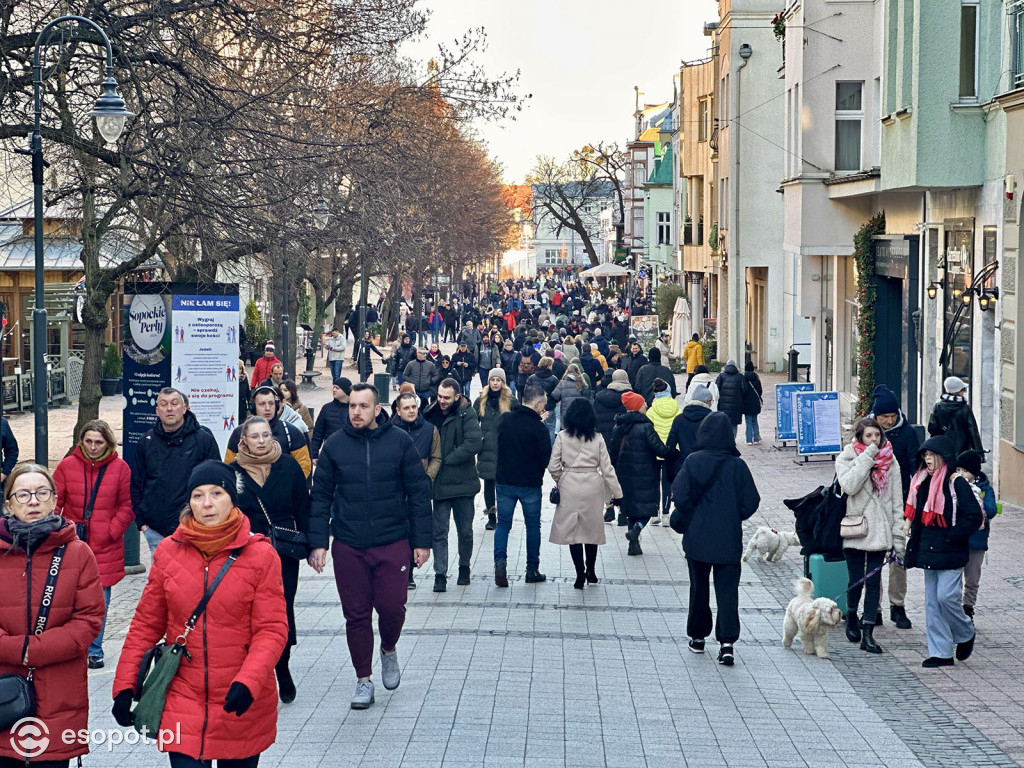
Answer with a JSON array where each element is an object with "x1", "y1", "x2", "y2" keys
[
  {"x1": 775, "y1": 383, "x2": 813, "y2": 441},
  {"x1": 796, "y1": 391, "x2": 843, "y2": 456}
]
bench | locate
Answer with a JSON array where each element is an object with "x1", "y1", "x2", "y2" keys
[{"x1": 299, "y1": 370, "x2": 322, "y2": 389}]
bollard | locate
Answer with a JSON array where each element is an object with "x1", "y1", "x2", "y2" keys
[
  {"x1": 123, "y1": 522, "x2": 146, "y2": 574},
  {"x1": 787, "y1": 348, "x2": 800, "y2": 382}
]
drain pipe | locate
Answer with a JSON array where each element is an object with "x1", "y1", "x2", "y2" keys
[{"x1": 730, "y1": 42, "x2": 752, "y2": 365}]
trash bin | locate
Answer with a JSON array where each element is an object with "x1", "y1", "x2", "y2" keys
[
  {"x1": 787, "y1": 348, "x2": 800, "y2": 382},
  {"x1": 374, "y1": 372, "x2": 391, "y2": 404},
  {"x1": 124, "y1": 523, "x2": 146, "y2": 575}
]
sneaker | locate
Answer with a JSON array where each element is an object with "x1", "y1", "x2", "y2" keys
[
  {"x1": 433, "y1": 574, "x2": 447, "y2": 593},
  {"x1": 955, "y1": 632, "x2": 976, "y2": 662},
  {"x1": 524, "y1": 569, "x2": 547, "y2": 583},
  {"x1": 457, "y1": 566, "x2": 471, "y2": 586},
  {"x1": 351, "y1": 679, "x2": 375, "y2": 709},
  {"x1": 718, "y1": 644, "x2": 735, "y2": 666},
  {"x1": 495, "y1": 559, "x2": 508, "y2": 588},
  {"x1": 921, "y1": 656, "x2": 954, "y2": 668},
  {"x1": 407, "y1": 578, "x2": 417, "y2": 590},
  {"x1": 380, "y1": 649, "x2": 401, "y2": 690},
  {"x1": 87, "y1": 656, "x2": 104, "y2": 670},
  {"x1": 688, "y1": 638, "x2": 705, "y2": 654}
]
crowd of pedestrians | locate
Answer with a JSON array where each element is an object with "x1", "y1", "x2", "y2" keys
[{"x1": 0, "y1": 276, "x2": 1001, "y2": 765}]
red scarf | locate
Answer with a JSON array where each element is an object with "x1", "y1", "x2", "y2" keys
[
  {"x1": 177, "y1": 508, "x2": 245, "y2": 561},
  {"x1": 904, "y1": 464, "x2": 949, "y2": 527},
  {"x1": 852, "y1": 441, "x2": 893, "y2": 494}
]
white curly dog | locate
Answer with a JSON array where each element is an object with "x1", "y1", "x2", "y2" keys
[
  {"x1": 782, "y1": 577, "x2": 844, "y2": 659},
  {"x1": 741, "y1": 526, "x2": 802, "y2": 562}
]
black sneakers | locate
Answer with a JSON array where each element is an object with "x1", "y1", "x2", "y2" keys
[
  {"x1": 457, "y1": 566, "x2": 471, "y2": 586},
  {"x1": 688, "y1": 638, "x2": 705, "y2": 654},
  {"x1": 718, "y1": 644, "x2": 735, "y2": 666},
  {"x1": 433, "y1": 574, "x2": 447, "y2": 593},
  {"x1": 922, "y1": 656, "x2": 954, "y2": 668}
]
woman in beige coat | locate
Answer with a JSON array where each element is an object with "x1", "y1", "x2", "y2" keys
[{"x1": 548, "y1": 399, "x2": 623, "y2": 589}]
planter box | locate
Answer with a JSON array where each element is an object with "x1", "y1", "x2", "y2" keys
[{"x1": 100, "y1": 378, "x2": 120, "y2": 397}]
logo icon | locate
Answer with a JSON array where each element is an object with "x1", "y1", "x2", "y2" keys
[{"x1": 10, "y1": 717, "x2": 49, "y2": 758}]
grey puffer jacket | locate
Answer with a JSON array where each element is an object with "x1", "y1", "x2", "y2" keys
[{"x1": 551, "y1": 375, "x2": 590, "y2": 420}]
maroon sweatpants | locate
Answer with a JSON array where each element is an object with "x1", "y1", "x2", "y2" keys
[{"x1": 332, "y1": 538, "x2": 412, "y2": 678}]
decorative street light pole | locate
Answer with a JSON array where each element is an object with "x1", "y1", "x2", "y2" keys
[{"x1": 27, "y1": 15, "x2": 133, "y2": 465}]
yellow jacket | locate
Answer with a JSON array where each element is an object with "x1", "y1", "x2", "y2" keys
[
  {"x1": 683, "y1": 340, "x2": 705, "y2": 373},
  {"x1": 647, "y1": 395, "x2": 680, "y2": 444}
]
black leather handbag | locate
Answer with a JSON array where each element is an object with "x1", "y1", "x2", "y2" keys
[
  {"x1": 75, "y1": 465, "x2": 107, "y2": 543},
  {"x1": 0, "y1": 545, "x2": 66, "y2": 730},
  {"x1": 254, "y1": 493, "x2": 309, "y2": 560}
]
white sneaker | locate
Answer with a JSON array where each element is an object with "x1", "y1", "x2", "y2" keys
[{"x1": 381, "y1": 648, "x2": 401, "y2": 690}]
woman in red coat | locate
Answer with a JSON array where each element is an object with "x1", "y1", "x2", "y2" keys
[
  {"x1": 53, "y1": 419, "x2": 134, "y2": 669},
  {"x1": 113, "y1": 461, "x2": 288, "y2": 768},
  {"x1": 0, "y1": 462, "x2": 105, "y2": 768}
]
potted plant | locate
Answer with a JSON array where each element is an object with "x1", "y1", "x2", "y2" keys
[
  {"x1": 100, "y1": 342, "x2": 122, "y2": 396},
  {"x1": 367, "y1": 322, "x2": 383, "y2": 345}
]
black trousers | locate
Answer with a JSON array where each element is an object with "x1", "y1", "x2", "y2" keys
[
  {"x1": 686, "y1": 557, "x2": 741, "y2": 644},
  {"x1": 169, "y1": 753, "x2": 260, "y2": 768},
  {"x1": 483, "y1": 478, "x2": 496, "y2": 510},
  {"x1": 0, "y1": 759, "x2": 68, "y2": 768},
  {"x1": 845, "y1": 548, "x2": 885, "y2": 624},
  {"x1": 281, "y1": 554, "x2": 299, "y2": 647}
]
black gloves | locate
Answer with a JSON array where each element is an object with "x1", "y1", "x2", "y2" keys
[
  {"x1": 223, "y1": 682, "x2": 253, "y2": 716},
  {"x1": 112, "y1": 690, "x2": 134, "y2": 726}
]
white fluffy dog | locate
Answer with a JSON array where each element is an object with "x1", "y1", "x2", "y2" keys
[
  {"x1": 782, "y1": 578, "x2": 844, "y2": 659},
  {"x1": 741, "y1": 527, "x2": 802, "y2": 562}
]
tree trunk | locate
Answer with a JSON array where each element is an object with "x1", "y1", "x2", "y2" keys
[
  {"x1": 71, "y1": 299, "x2": 109, "y2": 451},
  {"x1": 380, "y1": 276, "x2": 401, "y2": 342},
  {"x1": 334, "y1": 274, "x2": 355, "y2": 332}
]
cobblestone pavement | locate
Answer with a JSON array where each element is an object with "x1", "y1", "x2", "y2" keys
[{"x1": 11, "y1": 355, "x2": 1024, "y2": 766}]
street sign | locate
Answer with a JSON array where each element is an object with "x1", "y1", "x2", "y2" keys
[
  {"x1": 795, "y1": 391, "x2": 842, "y2": 456},
  {"x1": 776, "y1": 382, "x2": 813, "y2": 441}
]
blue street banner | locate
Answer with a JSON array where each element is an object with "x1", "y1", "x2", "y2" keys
[
  {"x1": 775, "y1": 382, "x2": 813, "y2": 441},
  {"x1": 121, "y1": 287, "x2": 172, "y2": 466},
  {"x1": 795, "y1": 391, "x2": 843, "y2": 456}
]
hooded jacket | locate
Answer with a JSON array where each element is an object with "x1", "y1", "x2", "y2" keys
[
  {"x1": 634, "y1": 352, "x2": 677, "y2": 404},
  {"x1": 670, "y1": 412, "x2": 760, "y2": 564},
  {"x1": 684, "y1": 373, "x2": 719, "y2": 409},
  {"x1": 683, "y1": 340, "x2": 705, "y2": 373},
  {"x1": 0, "y1": 520, "x2": 104, "y2": 763},
  {"x1": 225, "y1": 415, "x2": 311, "y2": 477},
  {"x1": 130, "y1": 411, "x2": 222, "y2": 536},
  {"x1": 54, "y1": 446, "x2": 135, "y2": 587},
  {"x1": 715, "y1": 363, "x2": 751, "y2": 425},
  {"x1": 113, "y1": 517, "x2": 288, "y2": 761},
  {"x1": 593, "y1": 388, "x2": 627, "y2": 452},
  {"x1": 610, "y1": 411, "x2": 673, "y2": 519},
  {"x1": 927, "y1": 396, "x2": 984, "y2": 458},
  {"x1": 903, "y1": 436, "x2": 983, "y2": 570},
  {"x1": 423, "y1": 396, "x2": 482, "y2": 499},
  {"x1": 666, "y1": 402, "x2": 712, "y2": 478},
  {"x1": 309, "y1": 420, "x2": 432, "y2": 550},
  {"x1": 647, "y1": 395, "x2": 681, "y2": 445},
  {"x1": 578, "y1": 347, "x2": 603, "y2": 385}
]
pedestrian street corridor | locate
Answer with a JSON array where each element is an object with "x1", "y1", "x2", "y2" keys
[{"x1": 85, "y1": 377, "x2": 1024, "y2": 768}]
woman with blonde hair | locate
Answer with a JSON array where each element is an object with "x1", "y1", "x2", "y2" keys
[
  {"x1": 474, "y1": 369, "x2": 516, "y2": 530},
  {"x1": 54, "y1": 419, "x2": 135, "y2": 668},
  {"x1": 0, "y1": 463, "x2": 105, "y2": 766},
  {"x1": 552, "y1": 362, "x2": 591, "y2": 421}
]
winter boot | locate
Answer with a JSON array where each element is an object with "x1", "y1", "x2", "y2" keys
[
  {"x1": 891, "y1": 605, "x2": 913, "y2": 628},
  {"x1": 485, "y1": 510, "x2": 496, "y2": 531},
  {"x1": 276, "y1": 648, "x2": 296, "y2": 704},
  {"x1": 860, "y1": 620, "x2": 882, "y2": 654},
  {"x1": 627, "y1": 539, "x2": 643, "y2": 556},
  {"x1": 604, "y1": 508, "x2": 615, "y2": 523},
  {"x1": 845, "y1": 610, "x2": 861, "y2": 643},
  {"x1": 525, "y1": 568, "x2": 547, "y2": 583},
  {"x1": 457, "y1": 566, "x2": 471, "y2": 585},
  {"x1": 617, "y1": 512, "x2": 628, "y2": 526},
  {"x1": 494, "y1": 559, "x2": 508, "y2": 588}
]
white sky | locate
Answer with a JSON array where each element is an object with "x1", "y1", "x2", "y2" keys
[{"x1": 402, "y1": 0, "x2": 715, "y2": 183}]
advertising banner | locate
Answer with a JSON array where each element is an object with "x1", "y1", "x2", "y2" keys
[
  {"x1": 795, "y1": 391, "x2": 843, "y2": 456},
  {"x1": 121, "y1": 286, "x2": 172, "y2": 465},
  {"x1": 171, "y1": 293, "x2": 240, "y2": 457},
  {"x1": 630, "y1": 314, "x2": 660, "y2": 351},
  {"x1": 775, "y1": 382, "x2": 814, "y2": 442}
]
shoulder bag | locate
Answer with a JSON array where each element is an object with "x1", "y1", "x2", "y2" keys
[
  {"x1": 75, "y1": 465, "x2": 108, "y2": 543},
  {"x1": 0, "y1": 544, "x2": 67, "y2": 730},
  {"x1": 131, "y1": 548, "x2": 242, "y2": 736},
  {"x1": 253, "y1": 493, "x2": 309, "y2": 561},
  {"x1": 550, "y1": 441, "x2": 585, "y2": 505}
]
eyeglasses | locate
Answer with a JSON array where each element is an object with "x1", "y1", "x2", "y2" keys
[{"x1": 10, "y1": 488, "x2": 54, "y2": 504}]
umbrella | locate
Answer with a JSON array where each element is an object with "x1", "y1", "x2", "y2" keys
[{"x1": 579, "y1": 262, "x2": 629, "y2": 278}]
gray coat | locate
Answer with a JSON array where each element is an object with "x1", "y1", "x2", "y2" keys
[{"x1": 551, "y1": 374, "x2": 590, "y2": 420}]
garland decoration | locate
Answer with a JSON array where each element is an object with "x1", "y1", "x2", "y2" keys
[{"x1": 853, "y1": 212, "x2": 886, "y2": 417}]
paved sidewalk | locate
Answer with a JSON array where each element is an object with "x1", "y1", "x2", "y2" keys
[{"x1": 13, "y1": 363, "x2": 1024, "y2": 767}]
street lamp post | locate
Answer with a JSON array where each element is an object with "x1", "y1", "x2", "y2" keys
[{"x1": 27, "y1": 16, "x2": 132, "y2": 464}]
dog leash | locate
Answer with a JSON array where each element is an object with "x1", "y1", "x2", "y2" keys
[{"x1": 823, "y1": 548, "x2": 904, "y2": 605}]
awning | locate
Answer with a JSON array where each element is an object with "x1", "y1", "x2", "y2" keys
[{"x1": 579, "y1": 262, "x2": 629, "y2": 278}]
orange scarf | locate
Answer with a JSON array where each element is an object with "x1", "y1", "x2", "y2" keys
[{"x1": 178, "y1": 507, "x2": 245, "y2": 561}]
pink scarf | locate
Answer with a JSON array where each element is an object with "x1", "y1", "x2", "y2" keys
[
  {"x1": 904, "y1": 463, "x2": 949, "y2": 527},
  {"x1": 853, "y1": 441, "x2": 893, "y2": 494}
]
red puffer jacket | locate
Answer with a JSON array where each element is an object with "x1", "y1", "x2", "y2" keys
[
  {"x1": 54, "y1": 447, "x2": 135, "y2": 588},
  {"x1": 0, "y1": 520, "x2": 105, "y2": 762},
  {"x1": 113, "y1": 516, "x2": 288, "y2": 761}
]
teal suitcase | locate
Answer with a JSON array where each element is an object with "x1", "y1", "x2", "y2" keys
[{"x1": 805, "y1": 554, "x2": 848, "y2": 614}]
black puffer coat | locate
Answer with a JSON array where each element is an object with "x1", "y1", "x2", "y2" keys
[
  {"x1": 526, "y1": 368, "x2": 559, "y2": 410},
  {"x1": 404, "y1": 358, "x2": 440, "y2": 395},
  {"x1": 927, "y1": 397, "x2": 984, "y2": 458},
  {"x1": 715, "y1": 363, "x2": 750, "y2": 425},
  {"x1": 578, "y1": 348, "x2": 603, "y2": 386},
  {"x1": 392, "y1": 339, "x2": 417, "y2": 378},
  {"x1": 904, "y1": 436, "x2": 983, "y2": 571},
  {"x1": 742, "y1": 371, "x2": 763, "y2": 416},
  {"x1": 670, "y1": 412, "x2": 760, "y2": 564},
  {"x1": 610, "y1": 411, "x2": 673, "y2": 519},
  {"x1": 473, "y1": 389, "x2": 515, "y2": 481},
  {"x1": 500, "y1": 348, "x2": 519, "y2": 382},
  {"x1": 594, "y1": 388, "x2": 626, "y2": 453},
  {"x1": 666, "y1": 403, "x2": 712, "y2": 477},
  {"x1": 623, "y1": 352, "x2": 648, "y2": 387}
]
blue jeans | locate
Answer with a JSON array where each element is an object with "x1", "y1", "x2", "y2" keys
[
  {"x1": 329, "y1": 359, "x2": 343, "y2": 380},
  {"x1": 461, "y1": 379, "x2": 472, "y2": 398},
  {"x1": 494, "y1": 485, "x2": 542, "y2": 570},
  {"x1": 923, "y1": 569, "x2": 975, "y2": 659},
  {"x1": 745, "y1": 413, "x2": 761, "y2": 443},
  {"x1": 88, "y1": 586, "x2": 112, "y2": 658},
  {"x1": 142, "y1": 526, "x2": 164, "y2": 553}
]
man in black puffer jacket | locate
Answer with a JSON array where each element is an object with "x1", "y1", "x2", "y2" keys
[
  {"x1": 310, "y1": 377, "x2": 351, "y2": 460},
  {"x1": 670, "y1": 411, "x2": 760, "y2": 665},
  {"x1": 666, "y1": 384, "x2": 714, "y2": 479},
  {"x1": 391, "y1": 333, "x2": 417, "y2": 388},
  {"x1": 623, "y1": 342, "x2": 648, "y2": 388},
  {"x1": 715, "y1": 359, "x2": 751, "y2": 435},
  {"x1": 308, "y1": 383, "x2": 432, "y2": 706},
  {"x1": 927, "y1": 376, "x2": 984, "y2": 458},
  {"x1": 634, "y1": 347, "x2": 677, "y2": 404},
  {"x1": 611, "y1": 391, "x2": 674, "y2": 555}
]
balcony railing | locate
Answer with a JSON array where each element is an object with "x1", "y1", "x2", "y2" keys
[
  {"x1": 683, "y1": 222, "x2": 693, "y2": 245},
  {"x1": 697, "y1": 219, "x2": 704, "y2": 246}
]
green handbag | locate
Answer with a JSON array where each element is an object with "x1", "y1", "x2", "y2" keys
[{"x1": 130, "y1": 549, "x2": 242, "y2": 737}]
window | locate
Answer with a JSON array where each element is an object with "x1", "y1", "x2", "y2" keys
[
  {"x1": 698, "y1": 99, "x2": 708, "y2": 142},
  {"x1": 544, "y1": 249, "x2": 558, "y2": 265},
  {"x1": 960, "y1": 2, "x2": 978, "y2": 100},
  {"x1": 720, "y1": 177, "x2": 729, "y2": 230},
  {"x1": 633, "y1": 164, "x2": 647, "y2": 187},
  {"x1": 657, "y1": 212, "x2": 671, "y2": 245},
  {"x1": 1013, "y1": 7, "x2": 1024, "y2": 89},
  {"x1": 835, "y1": 81, "x2": 863, "y2": 172}
]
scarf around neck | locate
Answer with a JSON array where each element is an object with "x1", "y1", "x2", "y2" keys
[
  {"x1": 853, "y1": 441, "x2": 893, "y2": 494},
  {"x1": 177, "y1": 507, "x2": 245, "y2": 561},
  {"x1": 4, "y1": 514, "x2": 64, "y2": 553},
  {"x1": 905, "y1": 463, "x2": 949, "y2": 527},
  {"x1": 235, "y1": 440, "x2": 282, "y2": 486}
]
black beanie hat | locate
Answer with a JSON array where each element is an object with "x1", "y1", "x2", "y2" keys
[
  {"x1": 333, "y1": 376, "x2": 352, "y2": 394},
  {"x1": 955, "y1": 450, "x2": 983, "y2": 477},
  {"x1": 187, "y1": 461, "x2": 239, "y2": 506}
]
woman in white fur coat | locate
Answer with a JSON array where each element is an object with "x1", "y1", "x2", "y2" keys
[{"x1": 835, "y1": 417, "x2": 905, "y2": 655}]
